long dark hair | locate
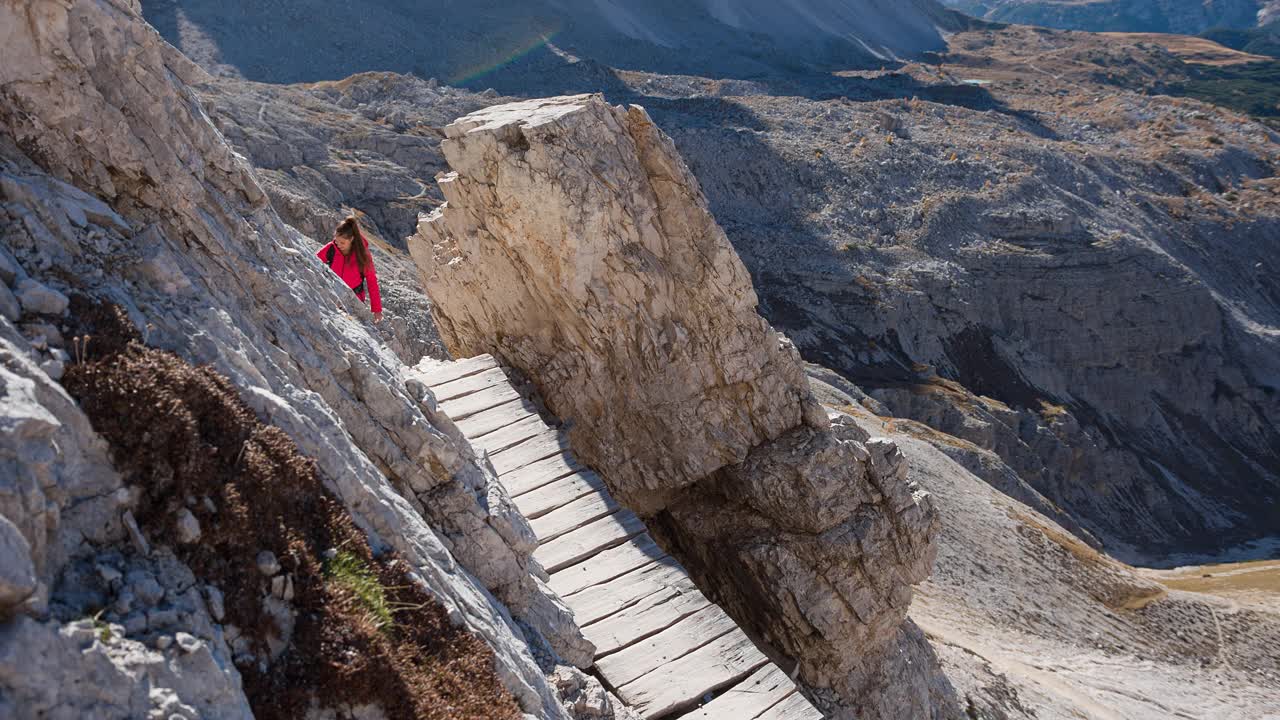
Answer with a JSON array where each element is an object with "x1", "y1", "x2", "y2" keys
[{"x1": 335, "y1": 215, "x2": 371, "y2": 273}]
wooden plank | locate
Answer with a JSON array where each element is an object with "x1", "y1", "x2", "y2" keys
[
  {"x1": 490, "y1": 431, "x2": 570, "y2": 477},
  {"x1": 430, "y1": 366, "x2": 512, "y2": 402},
  {"x1": 597, "y1": 605, "x2": 739, "y2": 687},
  {"x1": 530, "y1": 492, "x2": 619, "y2": 543},
  {"x1": 439, "y1": 383, "x2": 521, "y2": 421},
  {"x1": 563, "y1": 559, "x2": 691, "y2": 625},
  {"x1": 685, "y1": 665, "x2": 799, "y2": 720},
  {"x1": 585, "y1": 583, "x2": 711, "y2": 658},
  {"x1": 752, "y1": 688, "x2": 823, "y2": 720},
  {"x1": 514, "y1": 470, "x2": 607, "y2": 519},
  {"x1": 502, "y1": 453, "x2": 582, "y2": 496},
  {"x1": 417, "y1": 354, "x2": 497, "y2": 387},
  {"x1": 534, "y1": 510, "x2": 647, "y2": 574},
  {"x1": 616, "y1": 629, "x2": 771, "y2": 719},
  {"x1": 549, "y1": 533, "x2": 667, "y2": 598},
  {"x1": 454, "y1": 397, "x2": 540, "y2": 438},
  {"x1": 471, "y1": 413, "x2": 555, "y2": 456}
]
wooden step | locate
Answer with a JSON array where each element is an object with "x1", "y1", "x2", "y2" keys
[
  {"x1": 753, "y1": 687, "x2": 823, "y2": 720},
  {"x1": 685, "y1": 665, "x2": 801, "y2": 720},
  {"x1": 471, "y1": 413, "x2": 556, "y2": 456},
  {"x1": 488, "y1": 430, "x2": 569, "y2": 476},
  {"x1": 596, "y1": 604, "x2": 739, "y2": 687},
  {"x1": 513, "y1": 470, "x2": 607, "y2": 519},
  {"x1": 431, "y1": 366, "x2": 511, "y2": 402},
  {"x1": 585, "y1": 582, "x2": 711, "y2": 658},
  {"x1": 416, "y1": 354, "x2": 498, "y2": 387},
  {"x1": 616, "y1": 629, "x2": 771, "y2": 719},
  {"x1": 439, "y1": 383, "x2": 521, "y2": 421},
  {"x1": 454, "y1": 396, "x2": 541, "y2": 438},
  {"x1": 535, "y1": 509, "x2": 647, "y2": 573},
  {"x1": 530, "y1": 492, "x2": 620, "y2": 543},
  {"x1": 549, "y1": 532, "x2": 667, "y2": 599},
  {"x1": 501, "y1": 453, "x2": 582, "y2": 495},
  {"x1": 564, "y1": 559, "x2": 692, "y2": 626}
]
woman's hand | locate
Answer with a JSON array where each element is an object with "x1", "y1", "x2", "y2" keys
[{"x1": 373, "y1": 311, "x2": 384, "y2": 324}]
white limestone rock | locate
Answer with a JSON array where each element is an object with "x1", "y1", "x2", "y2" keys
[
  {"x1": 412, "y1": 94, "x2": 938, "y2": 717},
  {"x1": 0, "y1": 1, "x2": 581, "y2": 716},
  {"x1": 413, "y1": 95, "x2": 824, "y2": 510},
  {"x1": 174, "y1": 509, "x2": 202, "y2": 544},
  {"x1": 0, "y1": 515, "x2": 36, "y2": 614},
  {"x1": 0, "y1": 615, "x2": 252, "y2": 720}
]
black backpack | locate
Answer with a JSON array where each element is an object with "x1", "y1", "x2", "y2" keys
[{"x1": 326, "y1": 244, "x2": 366, "y2": 296}]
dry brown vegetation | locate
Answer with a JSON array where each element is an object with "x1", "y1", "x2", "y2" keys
[
  {"x1": 1100, "y1": 33, "x2": 1272, "y2": 67},
  {"x1": 1009, "y1": 509, "x2": 1166, "y2": 611},
  {"x1": 61, "y1": 297, "x2": 518, "y2": 720}
]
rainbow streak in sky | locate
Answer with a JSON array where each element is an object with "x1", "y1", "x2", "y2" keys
[{"x1": 449, "y1": 28, "x2": 563, "y2": 86}]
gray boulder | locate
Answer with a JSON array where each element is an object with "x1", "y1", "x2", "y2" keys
[
  {"x1": 0, "y1": 515, "x2": 36, "y2": 614},
  {"x1": 13, "y1": 278, "x2": 68, "y2": 316}
]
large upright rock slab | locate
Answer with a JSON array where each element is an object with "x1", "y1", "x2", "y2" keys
[
  {"x1": 413, "y1": 95, "x2": 939, "y2": 718},
  {"x1": 412, "y1": 95, "x2": 822, "y2": 509}
]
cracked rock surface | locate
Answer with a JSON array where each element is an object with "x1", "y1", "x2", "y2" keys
[
  {"x1": 0, "y1": 1, "x2": 589, "y2": 717},
  {"x1": 414, "y1": 94, "x2": 939, "y2": 718}
]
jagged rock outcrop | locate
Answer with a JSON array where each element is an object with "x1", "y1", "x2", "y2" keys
[
  {"x1": 412, "y1": 94, "x2": 939, "y2": 717},
  {"x1": 413, "y1": 96, "x2": 823, "y2": 510},
  {"x1": 0, "y1": 1, "x2": 591, "y2": 716}
]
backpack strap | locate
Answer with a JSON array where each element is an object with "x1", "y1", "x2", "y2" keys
[{"x1": 325, "y1": 244, "x2": 336, "y2": 266}]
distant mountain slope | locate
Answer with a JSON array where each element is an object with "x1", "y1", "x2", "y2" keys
[
  {"x1": 141, "y1": 0, "x2": 967, "y2": 87},
  {"x1": 942, "y1": 0, "x2": 1278, "y2": 33}
]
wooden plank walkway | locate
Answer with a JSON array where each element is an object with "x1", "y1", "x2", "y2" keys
[{"x1": 416, "y1": 356, "x2": 823, "y2": 720}]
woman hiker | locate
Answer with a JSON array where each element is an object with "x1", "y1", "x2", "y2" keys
[{"x1": 318, "y1": 216, "x2": 383, "y2": 324}]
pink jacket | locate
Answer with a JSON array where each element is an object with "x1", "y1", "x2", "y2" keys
[{"x1": 317, "y1": 240, "x2": 382, "y2": 313}]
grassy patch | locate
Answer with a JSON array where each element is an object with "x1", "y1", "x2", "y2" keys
[
  {"x1": 1009, "y1": 509, "x2": 1166, "y2": 611},
  {"x1": 61, "y1": 297, "x2": 518, "y2": 720},
  {"x1": 89, "y1": 609, "x2": 113, "y2": 644},
  {"x1": 1200, "y1": 26, "x2": 1280, "y2": 60},
  {"x1": 1163, "y1": 60, "x2": 1280, "y2": 129},
  {"x1": 1037, "y1": 400, "x2": 1069, "y2": 419},
  {"x1": 325, "y1": 550, "x2": 395, "y2": 633}
]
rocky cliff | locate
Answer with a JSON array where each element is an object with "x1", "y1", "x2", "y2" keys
[
  {"x1": 411, "y1": 95, "x2": 939, "y2": 718},
  {"x1": 0, "y1": 2, "x2": 610, "y2": 717},
  {"x1": 648, "y1": 30, "x2": 1280, "y2": 560},
  {"x1": 942, "y1": 0, "x2": 1276, "y2": 32}
]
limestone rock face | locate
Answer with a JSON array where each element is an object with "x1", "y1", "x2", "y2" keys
[
  {"x1": 413, "y1": 95, "x2": 822, "y2": 509},
  {"x1": 0, "y1": 1, "x2": 585, "y2": 716},
  {"x1": 652, "y1": 416, "x2": 938, "y2": 711},
  {"x1": 0, "y1": 515, "x2": 37, "y2": 614},
  {"x1": 413, "y1": 95, "x2": 938, "y2": 717}
]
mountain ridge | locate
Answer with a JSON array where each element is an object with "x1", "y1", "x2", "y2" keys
[
  {"x1": 941, "y1": 0, "x2": 1280, "y2": 33},
  {"x1": 140, "y1": 0, "x2": 969, "y2": 87}
]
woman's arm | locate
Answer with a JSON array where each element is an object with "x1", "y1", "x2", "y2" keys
[
  {"x1": 365, "y1": 255, "x2": 383, "y2": 316},
  {"x1": 316, "y1": 242, "x2": 333, "y2": 262}
]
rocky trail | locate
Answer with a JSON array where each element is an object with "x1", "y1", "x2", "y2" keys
[{"x1": 415, "y1": 354, "x2": 823, "y2": 720}]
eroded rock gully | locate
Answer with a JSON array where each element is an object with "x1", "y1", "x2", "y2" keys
[{"x1": 412, "y1": 95, "x2": 940, "y2": 717}]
